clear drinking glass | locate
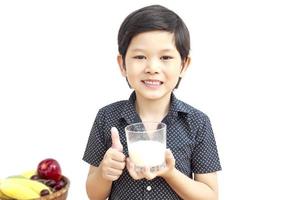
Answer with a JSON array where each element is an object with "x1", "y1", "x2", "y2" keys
[{"x1": 125, "y1": 122, "x2": 166, "y2": 172}]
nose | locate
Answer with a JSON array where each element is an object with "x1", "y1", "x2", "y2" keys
[{"x1": 144, "y1": 58, "x2": 161, "y2": 74}]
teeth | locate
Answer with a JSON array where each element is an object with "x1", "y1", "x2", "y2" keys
[{"x1": 144, "y1": 80, "x2": 161, "y2": 85}]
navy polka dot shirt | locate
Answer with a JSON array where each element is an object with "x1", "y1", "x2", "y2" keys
[{"x1": 83, "y1": 91, "x2": 221, "y2": 200}]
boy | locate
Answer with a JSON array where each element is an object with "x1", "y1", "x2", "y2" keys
[{"x1": 83, "y1": 5, "x2": 221, "y2": 200}]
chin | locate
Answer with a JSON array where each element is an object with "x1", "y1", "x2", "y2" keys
[{"x1": 138, "y1": 90, "x2": 171, "y2": 101}]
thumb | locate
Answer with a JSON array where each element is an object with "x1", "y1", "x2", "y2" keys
[
  {"x1": 165, "y1": 149, "x2": 175, "y2": 166},
  {"x1": 111, "y1": 127, "x2": 123, "y2": 152}
]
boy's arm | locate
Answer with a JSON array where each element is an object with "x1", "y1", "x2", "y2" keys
[
  {"x1": 86, "y1": 165, "x2": 112, "y2": 200},
  {"x1": 162, "y1": 150, "x2": 218, "y2": 200},
  {"x1": 86, "y1": 128, "x2": 125, "y2": 200},
  {"x1": 163, "y1": 170, "x2": 218, "y2": 200},
  {"x1": 127, "y1": 149, "x2": 218, "y2": 200}
]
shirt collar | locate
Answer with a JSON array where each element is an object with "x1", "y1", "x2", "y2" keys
[
  {"x1": 169, "y1": 92, "x2": 191, "y2": 117},
  {"x1": 120, "y1": 91, "x2": 191, "y2": 124},
  {"x1": 120, "y1": 91, "x2": 141, "y2": 125}
]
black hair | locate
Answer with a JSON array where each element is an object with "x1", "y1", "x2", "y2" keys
[{"x1": 118, "y1": 5, "x2": 190, "y2": 63}]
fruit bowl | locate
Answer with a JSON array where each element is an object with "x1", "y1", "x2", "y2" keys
[
  {"x1": 36, "y1": 176, "x2": 70, "y2": 200},
  {"x1": 0, "y1": 176, "x2": 69, "y2": 200},
  {"x1": 0, "y1": 159, "x2": 69, "y2": 200}
]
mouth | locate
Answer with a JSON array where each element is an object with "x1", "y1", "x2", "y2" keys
[{"x1": 141, "y1": 79, "x2": 163, "y2": 89}]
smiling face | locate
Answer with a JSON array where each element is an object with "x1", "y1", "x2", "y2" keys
[{"x1": 118, "y1": 31, "x2": 190, "y2": 102}]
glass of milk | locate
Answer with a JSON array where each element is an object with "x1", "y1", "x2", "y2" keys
[{"x1": 125, "y1": 122, "x2": 166, "y2": 172}]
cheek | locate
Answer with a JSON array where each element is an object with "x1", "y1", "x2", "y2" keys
[
  {"x1": 125, "y1": 63, "x2": 145, "y2": 76},
  {"x1": 165, "y1": 65, "x2": 182, "y2": 77},
  {"x1": 124, "y1": 68, "x2": 141, "y2": 82},
  {"x1": 164, "y1": 70, "x2": 182, "y2": 86}
]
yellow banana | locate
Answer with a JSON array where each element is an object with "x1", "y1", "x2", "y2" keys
[
  {"x1": 0, "y1": 189, "x2": 12, "y2": 200},
  {"x1": 0, "y1": 179, "x2": 11, "y2": 199},
  {"x1": 5, "y1": 177, "x2": 51, "y2": 195},
  {"x1": 21, "y1": 169, "x2": 37, "y2": 179},
  {"x1": 0, "y1": 181, "x2": 39, "y2": 199}
]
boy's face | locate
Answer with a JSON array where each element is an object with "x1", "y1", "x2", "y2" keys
[{"x1": 118, "y1": 31, "x2": 190, "y2": 101}]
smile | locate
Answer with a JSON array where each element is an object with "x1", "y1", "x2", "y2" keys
[{"x1": 142, "y1": 80, "x2": 163, "y2": 88}]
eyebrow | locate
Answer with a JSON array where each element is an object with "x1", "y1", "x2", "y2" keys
[{"x1": 129, "y1": 48, "x2": 176, "y2": 52}]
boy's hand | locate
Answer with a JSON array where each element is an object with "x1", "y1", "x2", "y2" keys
[
  {"x1": 126, "y1": 149, "x2": 176, "y2": 180},
  {"x1": 100, "y1": 127, "x2": 125, "y2": 181}
]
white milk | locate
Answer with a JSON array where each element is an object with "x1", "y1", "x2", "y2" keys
[{"x1": 128, "y1": 140, "x2": 165, "y2": 167}]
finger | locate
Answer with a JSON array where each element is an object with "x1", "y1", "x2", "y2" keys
[
  {"x1": 106, "y1": 167, "x2": 124, "y2": 177},
  {"x1": 109, "y1": 159, "x2": 126, "y2": 170},
  {"x1": 105, "y1": 148, "x2": 125, "y2": 162},
  {"x1": 103, "y1": 173, "x2": 120, "y2": 181},
  {"x1": 165, "y1": 149, "x2": 175, "y2": 166},
  {"x1": 110, "y1": 150, "x2": 126, "y2": 162},
  {"x1": 126, "y1": 158, "x2": 141, "y2": 180},
  {"x1": 111, "y1": 127, "x2": 123, "y2": 151},
  {"x1": 142, "y1": 166, "x2": 156, "y2": 180},
  {"x1": 101, "y1": 165, "x2": 121, "y2": 181}
]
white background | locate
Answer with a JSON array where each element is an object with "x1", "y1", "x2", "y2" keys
[{"x1": 1, "y1": 0, "x2": 292, "y2": 199}]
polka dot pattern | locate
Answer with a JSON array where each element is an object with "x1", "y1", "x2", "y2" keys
[{"x1": 83, "y1": 91, "x2": 221, "y2": 199}]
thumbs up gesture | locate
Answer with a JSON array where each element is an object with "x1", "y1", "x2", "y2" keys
[
  {"x1": 111, "y1": 127, "x2": 123, "y2": 152},
  {"x1": 100, "y1": 127, "x2": 126, "y2": 181}
]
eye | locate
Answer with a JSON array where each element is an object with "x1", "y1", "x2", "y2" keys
[
  {"x1": 161, "y1": 56, "x2": 173, "y2": 60},
  {"x1": 133, "y1": 55, "x2": 146, "y2": 60}
]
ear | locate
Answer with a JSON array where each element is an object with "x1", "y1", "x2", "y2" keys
[
  {"x1": 179, "y1": 57, "x2": 191, "y2": 78},
  {"x1": 117, "y1": 54, "x2": 127, "y2": 77}
]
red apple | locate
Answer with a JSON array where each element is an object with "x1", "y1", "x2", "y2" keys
[{"x1": 37, "y1": 158, "x2": 62, "y2": 181}]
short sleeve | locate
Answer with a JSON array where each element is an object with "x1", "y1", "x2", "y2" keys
[
  {"x1": 83, "y1": 109, "x2": 108, "y2": 167},
  {"x1": 191, "y1": 115, "x2": 222, "y2": 174}
]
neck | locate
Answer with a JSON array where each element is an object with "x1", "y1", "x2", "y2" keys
[{"x1": 135, "y1": 92, "x2": 171, "y2": 122}]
